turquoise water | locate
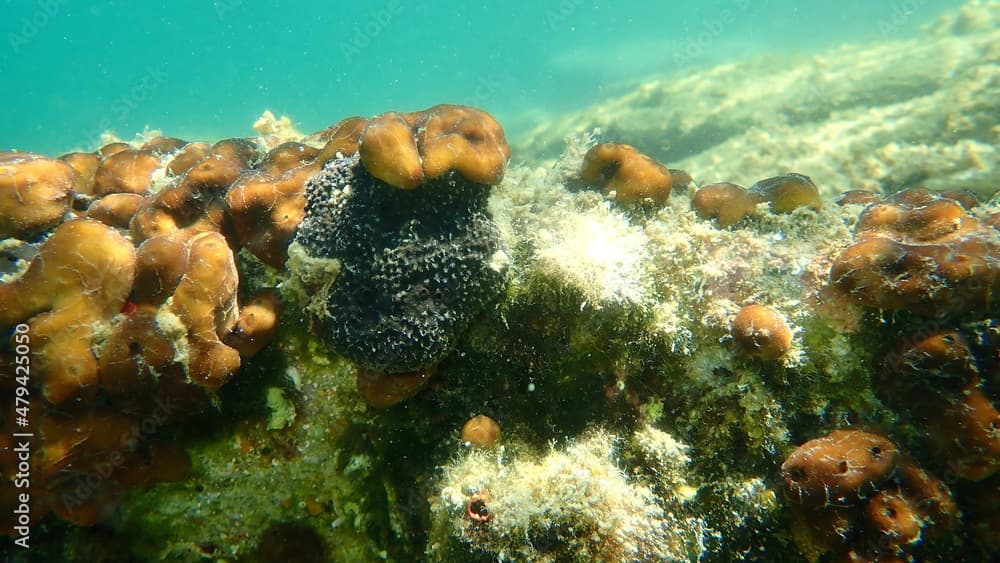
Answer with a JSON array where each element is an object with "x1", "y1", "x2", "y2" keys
[
  {"x1": 1, "y1": 0, "x2": 964, "y2": 155},
  {"x1": 2, "y1": 2, "x2": 999, "y2": 561}
]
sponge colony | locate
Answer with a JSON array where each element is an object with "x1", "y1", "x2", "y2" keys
[
  {"x1": 226, "y1": 142, "x2": 321, "y2": 267},
  {"x1": 460, "y1": 414, "x2": 501, "y2": 449},
  {"x1": 830, "y1": 188, "x2": 1000, "y2": 316},
  {"x1": 781, "y1": 429, "x2": 956, "y2": 560}
]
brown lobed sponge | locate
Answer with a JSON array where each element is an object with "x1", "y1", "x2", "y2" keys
[
  {"x1": 85, "y1": 193, "x2": 146, "y2": 229},
  {"x1": 355, "y1": 366, "x2": 437, "y2": 408},
  {"x1": 99, "y1": 230, "x2": 243, "y2": 411},
  {"x1": 830, "y1": 188, "x2": 1000, "y2": 316},
  {"x1": 747, "y1": 173, "x2": 821, "y2": 213},
  {"x1": 460, "y1": 414, "x2": 502, "y2": 450},
  {"x1": 579, "y1": 142, "x2": 683, "y2": 205},
  {"x1": 782, "y1": 429, "x2": 900, "y2": 509},
  {"x1": 781, "y1": 429, "x2": 956, "y2": 560},
  {"x1": 356, "y1": 104, "x2": 511, "y2": 190},
  {"x1": 690, "y1": 172, "x2": 821, "y2": 228},
  {"x1": 1, "y1": 136, "x2": 288, "y2": 530},
  {"x1": 0, "y1": 220, "x2": 136, "y2": 405},
  {"x1": 0, "y1": 151, "x2": 75, "y2": 239},
  {"x1": 231, "y1": 107, "x2": 512, "y2": 267},
  {"x1": 224, "y1": 288, "x2": 283, "y2": 357},
  {"x1": 878, "y1": 323, "x2": 999, "y2": 482},
  {"x1": 165, "y1": 141, "x2": 211, "y2": 176},
  {"x1": 93, "y1": 149, "x2": 162, "y2": 196},
  {"x1": 58, "y1": 151, "x2": 101, "y2": 196},
  {"x1": 691, "y1": 182, "x2": 756, "y2": 227},
  {"x1": 130, "y1": 138, "x2": 256, "y2": 244},
  {"x1": 226, "y1": 142, "x2": 323, "y2": 267}
]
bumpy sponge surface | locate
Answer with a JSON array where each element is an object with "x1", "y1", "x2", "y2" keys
[{"x1": 295, "y1": 154, "x2": 507, "y2": 373}]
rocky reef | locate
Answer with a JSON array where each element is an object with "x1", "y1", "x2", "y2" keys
[
  {"x1": 517, "y1": 1, "x2": 1000, "y2": 199},
  {"x1": 1, "y1": 2, "x2": 999, "y2": 562}
]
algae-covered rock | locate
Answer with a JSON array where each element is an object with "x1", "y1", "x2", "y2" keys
[{"x1": 429, "y1": 428, "x2": 708, "y2": 562}]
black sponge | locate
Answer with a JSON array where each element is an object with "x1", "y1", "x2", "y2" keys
[{"x1": 295, "y1": 154, "x2": 507, "y2": 373}]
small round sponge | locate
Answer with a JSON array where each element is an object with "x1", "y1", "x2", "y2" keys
[
  {"x1": 731, "y1": 304, "x2": 793, "y2": 360},
  {"x1": 579, "y1": 143, "x2": 675, "y2": 204}
]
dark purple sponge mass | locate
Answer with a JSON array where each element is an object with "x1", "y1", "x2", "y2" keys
[{"x1": 294, "y1": 154, "x2": 507, "y2": 374}]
